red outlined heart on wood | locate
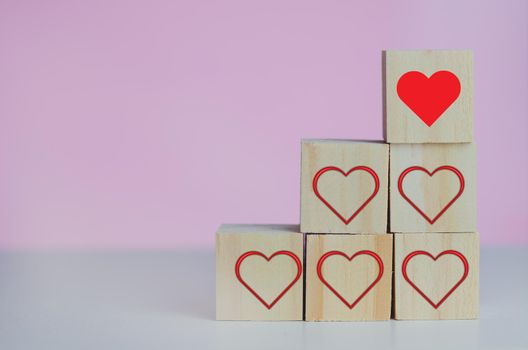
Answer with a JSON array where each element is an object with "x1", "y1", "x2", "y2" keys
[
  {"x1": 235, "y1": 250, "x2": 302, "y2": 310},
  {"x1": 398, "y1": 165, "x2": 465, "y2": 224},
  {"x1": 312, "y1": 166, "x2": 380, "y2": 225},
  {"x1": 402, "y1": 250, "x2": 469, "y2": 309},
  {"x1": 317, "y1": 250, "x2": 384, "y2": 309},
  {"x1": 397, "y1": 70, "x2": 461, "y2": 127}
]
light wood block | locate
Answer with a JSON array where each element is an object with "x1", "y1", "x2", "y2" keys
[
  {"x1": 383, "y1": 50, "x2": 473, "y2": 143},
  {"x1": 390, "y1": 143, "x2": 476, "y2": 233},
  {"x1": 394, "y1": 232, "x2": 479, "y2": 320},
  {"x1": 305, "y1": 234, "x2": 393, "y2": 321},
  {"x1": 216, "y1": 224, "x2": 303, "y2": 320},
  {"x1": 300, "y1": 140, "x2": 389, "y2": 234}
]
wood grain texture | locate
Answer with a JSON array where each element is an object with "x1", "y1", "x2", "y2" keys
[
  {"x1": 394, "y1": 232, "x2": 479, "y2": 320},
  {"x1": 305, "y1": 234, "x2": 393, "y2": 321},
  {"x1": 383, "y1": 50, "x2": 473, "y2": 143},
  {"x1": 390, "y1": 143, "x2": 476, "y2": 233},
  {"x1": 216, "y1": 224, "x2": 303, "y2": 320},
  {"x1": 300, "y1": 140, "x2": 389, "y2": 234}
]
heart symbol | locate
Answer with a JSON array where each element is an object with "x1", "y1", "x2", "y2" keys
[
  {"x1": 312, "y1": 166, "x2": 380, "y2": 225},
  {"x1": 397, "y1": 70, "x2": 461, "y2": 127},
  {"x1": 317, "y1": 250, "x2": 384, "y2": 309},
  {"x1": 402, "y1": 250, "x2": 469, "y2": 309},
  {"x1": 398, "y1": 165, "x2": 465, "y2": 224},
  {"x1": 235, "y1": 250, "x2": 302, "y2": 310}
]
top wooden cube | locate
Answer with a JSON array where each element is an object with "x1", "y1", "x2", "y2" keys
[{"x1": 383, "y1": 50, "x2": 473, "y2": 143}]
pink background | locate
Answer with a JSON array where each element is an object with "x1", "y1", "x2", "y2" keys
[{"x1": 1, "y1": 0, "x2": 526, "y2": 250}]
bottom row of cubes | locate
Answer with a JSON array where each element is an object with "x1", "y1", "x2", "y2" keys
[{"x1": 216, "y1": 224, "x2": 479, "y2": 321}]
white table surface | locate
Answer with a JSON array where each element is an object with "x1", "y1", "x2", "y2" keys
[{"x1": 0, "y1": 247, "x2": 527, "y2": 350}]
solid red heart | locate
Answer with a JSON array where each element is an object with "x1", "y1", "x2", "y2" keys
[
  {"x1": 397, "y1": 70, "x2": 461, "y2": 127},
  {"x1": 235, "y1": 250, "x2": 302, "y2": 310},
  {"x1": 317, "y1": 250, "x2": 384, "y2": 309},
  {"x1": 312, "y1": 166, "x2": 380, "y2": 225},
  {"x1": 402, "y1": 250, "x2": 469, "y2": 309},
  {"x1": 398, "y1": 165, "x2": 465, "y2": 224}
]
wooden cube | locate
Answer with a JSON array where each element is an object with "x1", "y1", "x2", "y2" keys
[
  {"x1": 305, "y1": 234, "x2": 393, "y2": 321},
  {"x1": 390, "y1": 143, "x2": 476, "y2": 233},
  {"x1": 216, "y1": 224, "x2": 304, "y2": 320},
  {"x1": 300, "y1": 140, "x2": 389, "y2": 234},
  {"x1": 383, "y1": 50, "x2": 473, "y2": 143},
  {"x1": 394, "y1": 232, "x2": 479, "y2": 320}
]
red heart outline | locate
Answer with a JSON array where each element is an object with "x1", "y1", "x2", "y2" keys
[
  {"x1": 402, "y1": 250, "x2": 469, "y2": 309},
  {"x1": 398, "y1": 165, "x2": 465, "y2": 225},
  {"x1": 397, "y1": 70, "x2": 461, "y2": 127},
  {"x1": 235, "y1": 250, "x2": 302, "y2": 310},
  {"x1": 317, "y1": 250, "x2": 384, "y2": 309},
  {"x1": 312, "y1": 166, "x2": 380, "y2": 225}
]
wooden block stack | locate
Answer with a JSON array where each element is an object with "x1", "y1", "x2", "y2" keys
[
  {"x1": 300, "y1": 140, "x2": 393, "y2": 321},
  {"x1": 385, "y1": 50, "x2": 479, "y2": 320},
  {"x1": 216, "y1": 49, "x2": 479, "y2": 321}
]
